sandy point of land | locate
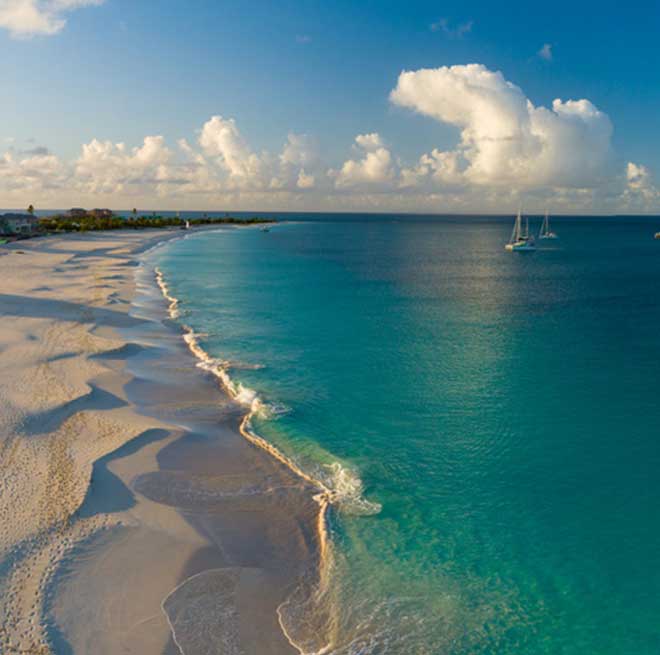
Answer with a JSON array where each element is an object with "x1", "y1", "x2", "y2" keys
[{"x1": 0, "y1": 230, "x2": 320, "y2": 655}]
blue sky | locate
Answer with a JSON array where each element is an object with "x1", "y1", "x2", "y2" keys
[{"x1": 1, "y1": 0, "x2": 659, "y2": 212}]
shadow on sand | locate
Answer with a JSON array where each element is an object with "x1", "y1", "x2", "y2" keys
[
  {"x1": 77, "y1": 428, "x2": 172, "y2": 519},
  {"x1": 21, "y1": 385, "x2": 128, "y2": 436},
  {"x1": 0, "y1": 293, "x2": 146, "y2": 328}
]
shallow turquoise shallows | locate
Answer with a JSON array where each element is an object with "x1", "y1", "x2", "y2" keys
[{"x1": 154, "y1": 216, "x2": 660, "y2": 654}]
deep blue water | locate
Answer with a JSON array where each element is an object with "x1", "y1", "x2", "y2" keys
[{"x1": 153, "y1": 215, "x2": 660, "y2": 654}]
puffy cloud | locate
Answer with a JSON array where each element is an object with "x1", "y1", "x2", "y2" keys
[
  {"x1": 0, "y1": 0, "x2": 104, "y2": 38},
  {"x1": 296, "y1": 170, "x2": 315, "y2": 189},
  {"x1": 400, "y1": 149, "x2": 464, "y2": 188},
  {"x1": 624, "y1": 162, "x2": 658, "y2": 207},
  {"x1": 198, "y1": 116, "x2": 268, "y2": 186},
  {"x1": 0, "y1": 83, "x2": 655, "y2": 213},
  {"x1": 333, "y1": 133, "x2": 395, "y2": 188},
  {"x1": 280, "y1": 133, "x2": 318, "y2": 168},
  {"x1": 75, "y1": 136, "x2": 172, "y2": 195},
  {"x1": 627, "y1": 162, "x2": 651, "y2": 190},
  {"x1": 390, "y1": 64, "x2": 613, "y2": 189},
  {"x1": 194, "y1": 119, "x2": 321, "y2": 193},
  {"x1": 354, "y1": 133, "x2": 385, "y2": 151},
  {"x1": 0, "y1": 147, "x2": 67, "y2": 202},
  {"x1": 54, "y1": 118, "x2": 322, "y2": 202}
]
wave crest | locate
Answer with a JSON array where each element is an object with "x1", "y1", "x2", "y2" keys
[{"x1": 322, "y1": 463, "x2": 382, "y2": 516}]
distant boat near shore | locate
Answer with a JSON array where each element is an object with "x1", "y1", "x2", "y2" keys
[
  {"x1": 539, "y1": 210, "x2": 559, "y2": 240},
  {"x1": 505, "y1": 210, "x2": 536, "y2": 252}
]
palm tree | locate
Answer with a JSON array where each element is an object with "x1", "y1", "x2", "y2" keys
[
  {"x1": 27, "y1": 204, "x2": 34, "y2": 215},
  {"x1": 132, "y1": 208, "x2": 137, "y2": 221}
]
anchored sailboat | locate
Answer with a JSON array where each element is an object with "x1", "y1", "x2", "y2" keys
[
  {"x1": 505, "y1": 210, "x2": 536, "y2": 252},
  {"x1": 539, "y1": 210, "x2": 558, "y2": 240}
]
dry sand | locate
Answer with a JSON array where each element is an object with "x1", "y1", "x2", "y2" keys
[{"x1": 0, "y1": 231, "x2": 321, "y2": 654}]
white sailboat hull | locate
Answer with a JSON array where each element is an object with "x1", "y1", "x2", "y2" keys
[
  {"x1": 505, "y1": 241, "x2": 537, "y2": 252},
  {"x1": 539, "y1": 211, "x2": 558, "y2": 240},
  {"x1": 506, "y1": 210, "x2": 536, "y2": 251}
]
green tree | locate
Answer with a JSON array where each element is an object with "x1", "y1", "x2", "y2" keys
[{"x1": 27, "y1": 204, "x2": 34, "y2": 215}]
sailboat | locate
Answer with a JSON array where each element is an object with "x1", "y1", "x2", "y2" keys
[
  {"x1": 505, "y1": 210, "x2": 536, "y2": 252},
  {"x1": 538, "y1": 210, "x2": 558, "y2": 240}
]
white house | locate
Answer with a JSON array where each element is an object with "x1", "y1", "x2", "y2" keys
[{"x1": 0, "y1": 214, "x2": 41, "y2": 236}]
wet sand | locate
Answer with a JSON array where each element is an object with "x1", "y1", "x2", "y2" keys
[{"x1": 0, "y1": 230, "x2": 322, "y2": 654}]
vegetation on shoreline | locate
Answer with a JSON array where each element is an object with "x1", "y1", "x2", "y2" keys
[{"x1": 37, "y1": 213, "x2": 275, "y2": 233}]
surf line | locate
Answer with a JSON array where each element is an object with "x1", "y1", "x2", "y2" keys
[{"x1": 154, "y1": 267, "x2": 333, "y2": 654}]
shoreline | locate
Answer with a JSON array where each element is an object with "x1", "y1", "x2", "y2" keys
[
  {"x1": 0, "y1": 228, "x2": 324, "y2": 654},
  {"x1": 153, "y1": 265, "x2": 335, "y2": 651}
]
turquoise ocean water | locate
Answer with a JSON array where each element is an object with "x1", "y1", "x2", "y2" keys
[{"x1": 153, "y1": 216, "x2": 660, "y2": 654}]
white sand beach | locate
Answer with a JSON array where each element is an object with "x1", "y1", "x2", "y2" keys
[{"x1": 0, "y1": 231, "x2": 320, "y2": 654}]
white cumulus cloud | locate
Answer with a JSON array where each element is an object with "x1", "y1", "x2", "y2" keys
[
  {"x1": 195, "y1": 118, "x2": 321, "y2": 193},
  {"x1": 0, "y1": 147, "x2": 66, "y2": 192},
  {"x1": 198, "y1": 115, "x2": 269, "y2": 186},
  {"x1": 280, "y1": 133, "x2": 319, "y2": 168},
  {"x1": 390, "y1": 63, "x2": 613, "y2": 189},
  {"x1": 75, "y1": 136, "x2": 172, "y2": 195},
  {"x1": 0, "y1": 78, "x2": 655, "y2": 213},
  {"x1": 297, "y1": 170, "x2": 315, "y2": 189},
  {"x1": 627, "y1": 162, "x2": 651, "y2": 190},
  {"x1": 624, "y1": 162, "x2": 658, "y2": 208},
  {"x1": 0, "y1": 0, "x2": 104, "y2": 38},
  {"x1": 333, "y1": 133, "x2": 395, "y2": 188}
]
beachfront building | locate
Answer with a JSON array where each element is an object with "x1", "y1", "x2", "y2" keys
[
  {"x1": 68, "y1": 208, "x2": 114, "y2": 220},
  {"x1": 0, "y1": 213, "x2": 41, "y2": 236}
]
